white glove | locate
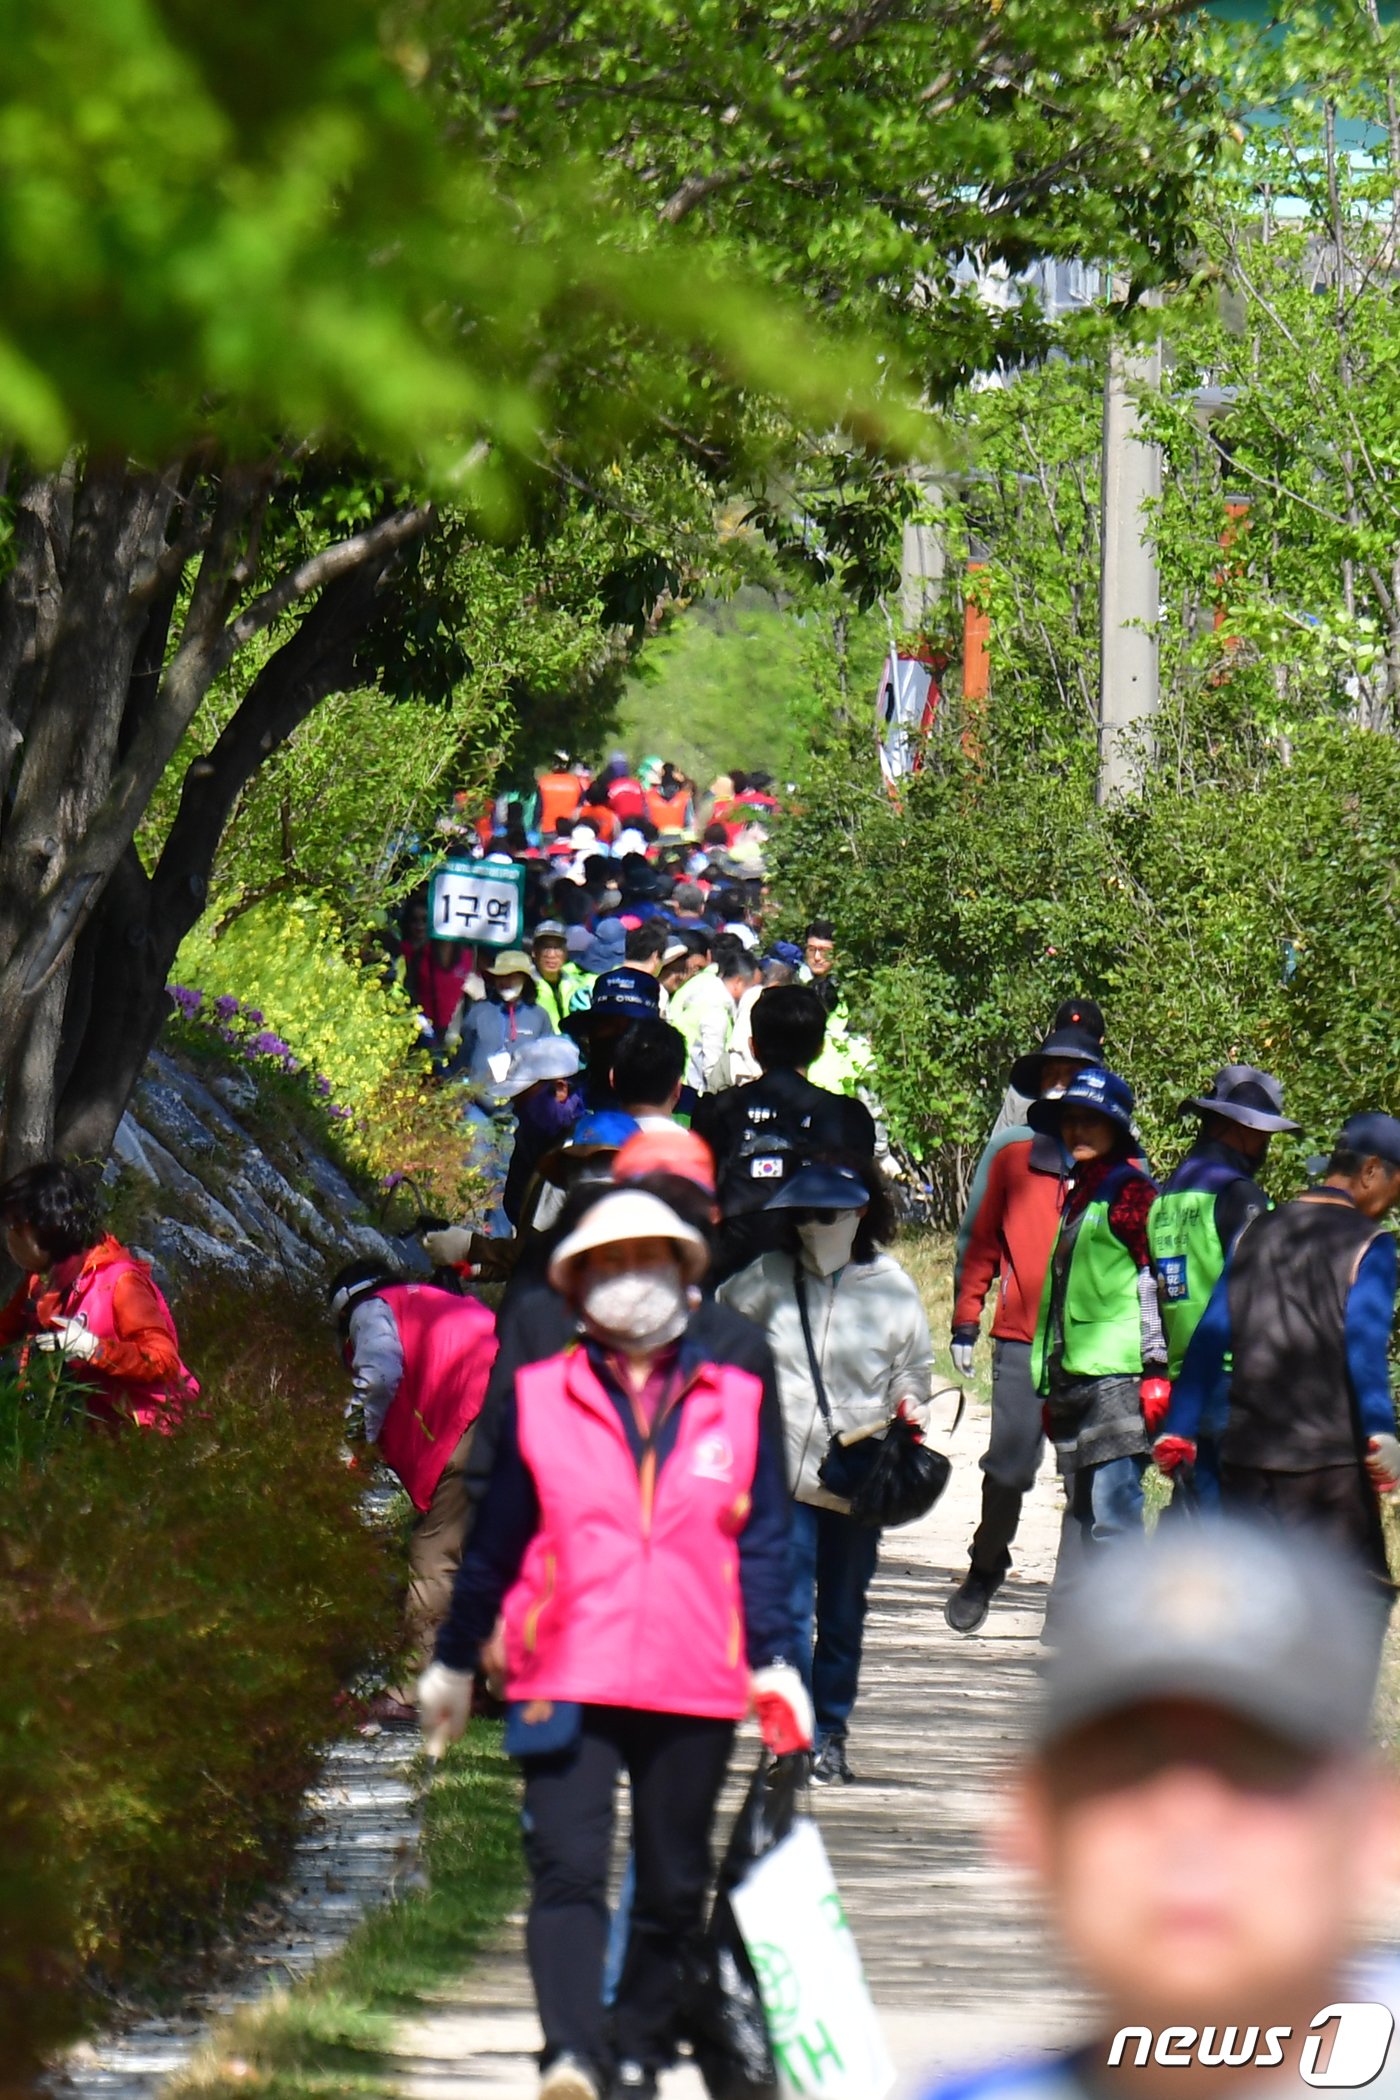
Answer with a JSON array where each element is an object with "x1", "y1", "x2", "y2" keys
[
  {"x1": 417, "y1": 1660, "x2": 475, "y2": 1756},
  {"x1": 751, "y1": 1663, "x2": 814, "y2": 1755},
  {"x1": 34, "y1": 1319, "x2": 102, "y2": 1362},
  {"x1": 951, "y1": 1340, "x2": 976, "y2": 1377},
  {"x1": 423, "y1": 1226, "x2": 474, "y2": 1267}
]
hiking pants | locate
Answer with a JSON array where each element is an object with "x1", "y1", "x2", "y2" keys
[
  {"x1": 969, "y1": 1339, "x2": 1043, "y2": 1577},
  {"x1": 522, "y1": 1707, "x2": 734, "y2": 2078}
]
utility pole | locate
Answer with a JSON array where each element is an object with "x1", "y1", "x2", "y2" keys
[
  {"x1": 899, "y1": 474, "x2": 945, "y2": 636},
  {"x1": 1097, "y1": 311, "x2": 1162, "y2": 802}
]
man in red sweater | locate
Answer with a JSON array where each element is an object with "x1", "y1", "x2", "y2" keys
[{"x1": 943, "y1": 1015, "x2": 1104, "y2": 1633}]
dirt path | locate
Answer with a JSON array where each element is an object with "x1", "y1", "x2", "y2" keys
[{"x1": 388, "y1": 1398, "x2": 1085, "y2": 2098}]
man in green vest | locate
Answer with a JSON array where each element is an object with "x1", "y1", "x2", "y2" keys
[
  {"x1": 1031, "y1": 1067, "x2": 1165, "y2": 1558},
  {"x1": 1148, "y1": 1066, "x2": 1299, "y2": 1505}
]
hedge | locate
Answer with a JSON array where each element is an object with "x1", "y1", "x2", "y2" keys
[{"x1": 0, "y1": 1285, "x2": 400, "y2": 2076}]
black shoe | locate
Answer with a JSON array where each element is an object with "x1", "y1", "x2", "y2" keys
[
  {"x1": 945, "y1": 1565, "x2": 1002, "y2": 1634},
  {"x1": 811, "y1": 1738, "x2": 854, "y2": 1786},
  {"x1": 608, "y1": 2064, "x2": 657, "y2": 2100}
]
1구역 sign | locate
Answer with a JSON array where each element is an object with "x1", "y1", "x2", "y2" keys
[{"x1": 429, "y1": 860, "x2": 525, "y2": 949}]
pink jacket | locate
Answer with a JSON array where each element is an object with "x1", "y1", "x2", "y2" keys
[
  {"x1": 376, "y1": 1283, "x2": 497, "y2": 1510},
  {"x1": 504, "y1": 1346, "x2": 764, "y2": 1719}
]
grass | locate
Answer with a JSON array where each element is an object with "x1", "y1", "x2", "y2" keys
[
  {"x1": 898, "y1": 1224, "x2": 993, "y2": 1413},
  {"x1": 168, "y1": 1726, "x2": 522, "y2": 2099}
]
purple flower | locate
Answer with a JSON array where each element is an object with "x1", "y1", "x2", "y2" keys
[
  {"x1": 214, "y1": 994, "x2": 241, "y2": 1022},
  {"x1": 247, "y1": 1030, "x2": 292, "y2": 1059},
  {"x1": 168, "y1": 984, "x2": 203, "y2": 1017},
  {"x1": 328, "y1": 1104, "x2": 352, "y2": 1121},
  {"x1": 314, "y1": 1075, "x2": 332, "y2": 1097},
  {"x1": 244, "y1": 1008, "x2": 264, "y2": 1026},
  {"x1": 381, "y1": 1170, "x2": 405, "y2": 1192}
]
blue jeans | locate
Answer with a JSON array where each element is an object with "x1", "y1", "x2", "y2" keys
[
  {"x1": 1068, "y1": 1454, "x2": 1147, "y2": 1545},
  {"x1": 788, "y1": 1500, "x2": 880, "y2": 1746}
]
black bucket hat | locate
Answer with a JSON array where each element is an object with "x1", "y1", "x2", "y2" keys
[
  {"x1": 1179, "y1": 1065, "x2": 1299, "y2": 1135},
  {"x1": 1009, "y1": 1022, "x2": 1104, "y2": 1100}
]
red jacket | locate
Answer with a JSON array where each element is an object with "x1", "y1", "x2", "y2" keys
[
  {"x1": 0, "y1": 1237, "x2": 196, "y2": 1431},
  {"x1": 952, "y1": 1133, "x2": 1067, "y2": 1344}
]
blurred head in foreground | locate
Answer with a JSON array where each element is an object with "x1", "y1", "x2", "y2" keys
[{"x1": 1003, "y1": 1521, "x2": 1399, "y2": 2056}]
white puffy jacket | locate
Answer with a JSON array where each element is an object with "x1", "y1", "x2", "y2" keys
[{"x1": 720, "y1": 1249, "x2": 950, "y2": 1510}]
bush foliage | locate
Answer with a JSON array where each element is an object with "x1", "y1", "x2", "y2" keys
[{"x1": 0, "y1": 1286, "x2": 399, "y2": 2072}]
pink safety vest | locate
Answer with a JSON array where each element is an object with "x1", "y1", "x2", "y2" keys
[
  {"x1": 503, "y1": 1345, "x2": 763, "y2": 1719},
  {"x1": 59, "y1": 1249, "x2": 198, "y2": 1433},
  {"x1": 375, "y1": 1284, "x2": 497, "y2": 1511}
]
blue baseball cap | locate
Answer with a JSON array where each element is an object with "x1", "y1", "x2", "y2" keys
[
  {"x1": 564, "y1": 966, "x2": 660, "y2": 1037},
  {"x1": 1337, "y1": 1111, "x2": 1400, "y2": 1170},
  {"x1": 1029, "y1": 1064, "x2": 1135, "y2": 1141}
]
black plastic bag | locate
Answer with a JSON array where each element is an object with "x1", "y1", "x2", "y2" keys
[
  {"x1": 687, "y1": 1752, "x2": 806, "y2": 2099},
  {"x1": 819, "y1": 1398, "x2": 963, "y2": 1530}
]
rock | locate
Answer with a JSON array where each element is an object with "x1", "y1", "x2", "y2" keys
[
  {"x1": 144, "y1": 1219, "x2": 274, "y2": 1289},
  {"x1": 208, "y1": 1069, "x2": 260, "y2": 1116},
  {"x1": 133, "y1": 1076, "x2": 219, "y2": 1162},
  {"x1": 111, "y1": 1114, "x2": 159, "y2": 1183}
]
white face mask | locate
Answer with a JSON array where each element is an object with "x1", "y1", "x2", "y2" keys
[
  {"x1": 497, "y1": 982, "x2": 523, "y2": 1004},
  {"x1": 581, "y1": 1263, "x2": 690, "y2": 1353},
  {"x1": 798, "y1": 1214, "x2": 860, "y2": 1275}
]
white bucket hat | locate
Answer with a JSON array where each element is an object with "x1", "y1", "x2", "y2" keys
[
  {"x1": 548, "y1": 1188, "x2": 709, "y2": 1291},
  {"x1": 491, "y1": 1035, "x2": 582, "y2": 1102}
]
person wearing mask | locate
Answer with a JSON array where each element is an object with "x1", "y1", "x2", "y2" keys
[
  {"x1": 944, "y1": 1014, "x2": 1110, "y2": 1633},
  {"x1": 1157, "y1": 1112, "x2": 1400, "y2": 1589},
  {"x1": 450, "y1": 950, "x2": 554, "y2": 1089},
  {"x1": 720, "y1": 1161, "x2": 950, "y2": 1785},
  {"x1": 693, "y1": 985, "x2": 877, "y2": 1282},
  {"x1": 0, "y1": 1161, "x2": 197, "y2": 1431},
  {"x1": 1148, "y1": 1066, "x2": 1297, "y2": 1508},
  {"x1": 915, "y1": 1520, "x2": 1398, "y2": 2100},
  {"x1": 667, "y1": 933, "x2": 760, "y2": 1093},
  {"x1": 658, "y1": 938, "x2": 697, "y2": 1006},
  {"x1": 500, "y1": 1037, "x2": 586, "y2": 1231},
  {"x1": 988, "y1": 997, "x2": 1106, "y2": 1143},
  {"x1": 533, "y1": 921, "x2": 588, "y2": 1032},
  {"x1": 1031, "y1": 1067, "x2": 1165, "y2": 1557},
  {"x1": 565, "y1": 919, "x2": 628, "y2": 1016},
  {"x1": 417, "y1": 1187, "x2": 808, "y2": 2100},
  {"x1": 329, "y1": 1261, "x2": 498, "y2": 1718}
]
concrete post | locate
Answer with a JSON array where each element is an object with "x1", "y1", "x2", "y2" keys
[{"x1": 1097, "y1": 324, "x2": 1162, "y2": 802}]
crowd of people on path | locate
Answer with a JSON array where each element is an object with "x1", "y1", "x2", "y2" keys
[{"x1": 12, "y1": 743, "x2": 1400, "y2": 2100}]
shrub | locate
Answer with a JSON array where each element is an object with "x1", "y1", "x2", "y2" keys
[{"x1": 0, "y1": 1285, "x2": 399, "y2": 2071}]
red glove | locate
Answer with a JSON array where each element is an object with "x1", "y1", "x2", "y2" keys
[
  {"x1": 1367, "y1": 1434, "x2": 1400, "y2": 1495},
  {"x1": 751, "y1": 1665, "x2": 814, "y2": 1755},
  {"x1": 1139, "y1": 1377, "x2": 1172, "y2": 1435},
  {"x1": 1153, "y1": 1434, "x2": 1197, "y2": 1476}
]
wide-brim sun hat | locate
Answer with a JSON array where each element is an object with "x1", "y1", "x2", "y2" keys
[
  {"x1": 547, "y1": 1187, "x2": 709, "y2": 1291},
  {"x1": 1009, "y1": 1023, "x2": 1105, "y2": 1100},
  {"x1": 490, "y1": 1036, "x2": 582, "y2": 1101},
  {"x1": 765, "y1": 1163, "x2": 870, "y2": 1212},
  {"x1": 482, "y1": 949, "x2": 535, "y2": 978},
  {"x1": 1029, "y1": 1065, "x2": 1135, "y2": 1141},
  {"x1": 1179, "y1": 1064, "x2": 1300, "y2": 1134}
]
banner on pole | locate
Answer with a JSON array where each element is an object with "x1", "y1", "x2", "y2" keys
[{"x1": 875, "y1": 650, "x2": 943, "y2": 793}]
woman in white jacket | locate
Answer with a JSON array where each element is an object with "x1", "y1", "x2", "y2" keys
[{"x1": 719, "y1": 1161, "x2": 950, "y2": 1784}]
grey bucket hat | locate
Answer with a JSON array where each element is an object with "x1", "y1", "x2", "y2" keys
[{"x1": 1179, "y1": 1064, "x2": 1300, "y2": 1135}]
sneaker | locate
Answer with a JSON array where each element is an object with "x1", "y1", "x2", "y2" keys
[
  {"x1": 944, "y1": 1566, "x2": 1001, "y2": 1635},
  {"x1": 609, "y1": 2064, "x2": 658, "y2": 2100},
  {"x1": 541, "y1": 2055, "x2": 601, "y2": 2100},
  {"x1": 811, "y1": 1738, "x2": 854, "y2": 1786}
]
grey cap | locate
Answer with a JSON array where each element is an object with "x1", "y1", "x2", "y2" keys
[
  {"x1": 1036, "y1": 1520, "x2": 1382, "y2": 1755},
  {"x1": 1179, "y1": 1064, "x2": 1300, "y2": 1134}
]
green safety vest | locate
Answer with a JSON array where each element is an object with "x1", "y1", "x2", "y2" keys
[
  {"x1": 1033, "y1": 1185, "x2": 1146, "y2": 1392},
  {"x1": 1147, "y1": 1188, "x2": 1226, "y2": 1381}
]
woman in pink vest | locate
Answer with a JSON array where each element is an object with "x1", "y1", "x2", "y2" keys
[
  {"x1": 418, "y1": 1186, "x2": 809, "y2": 2100},
  {"x1": 0, "y1": 1161, "x2": 196, "y2": 1431},
  {"x1": 330, "y1": 1261, "x2": 498, "y2": 1720}
]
